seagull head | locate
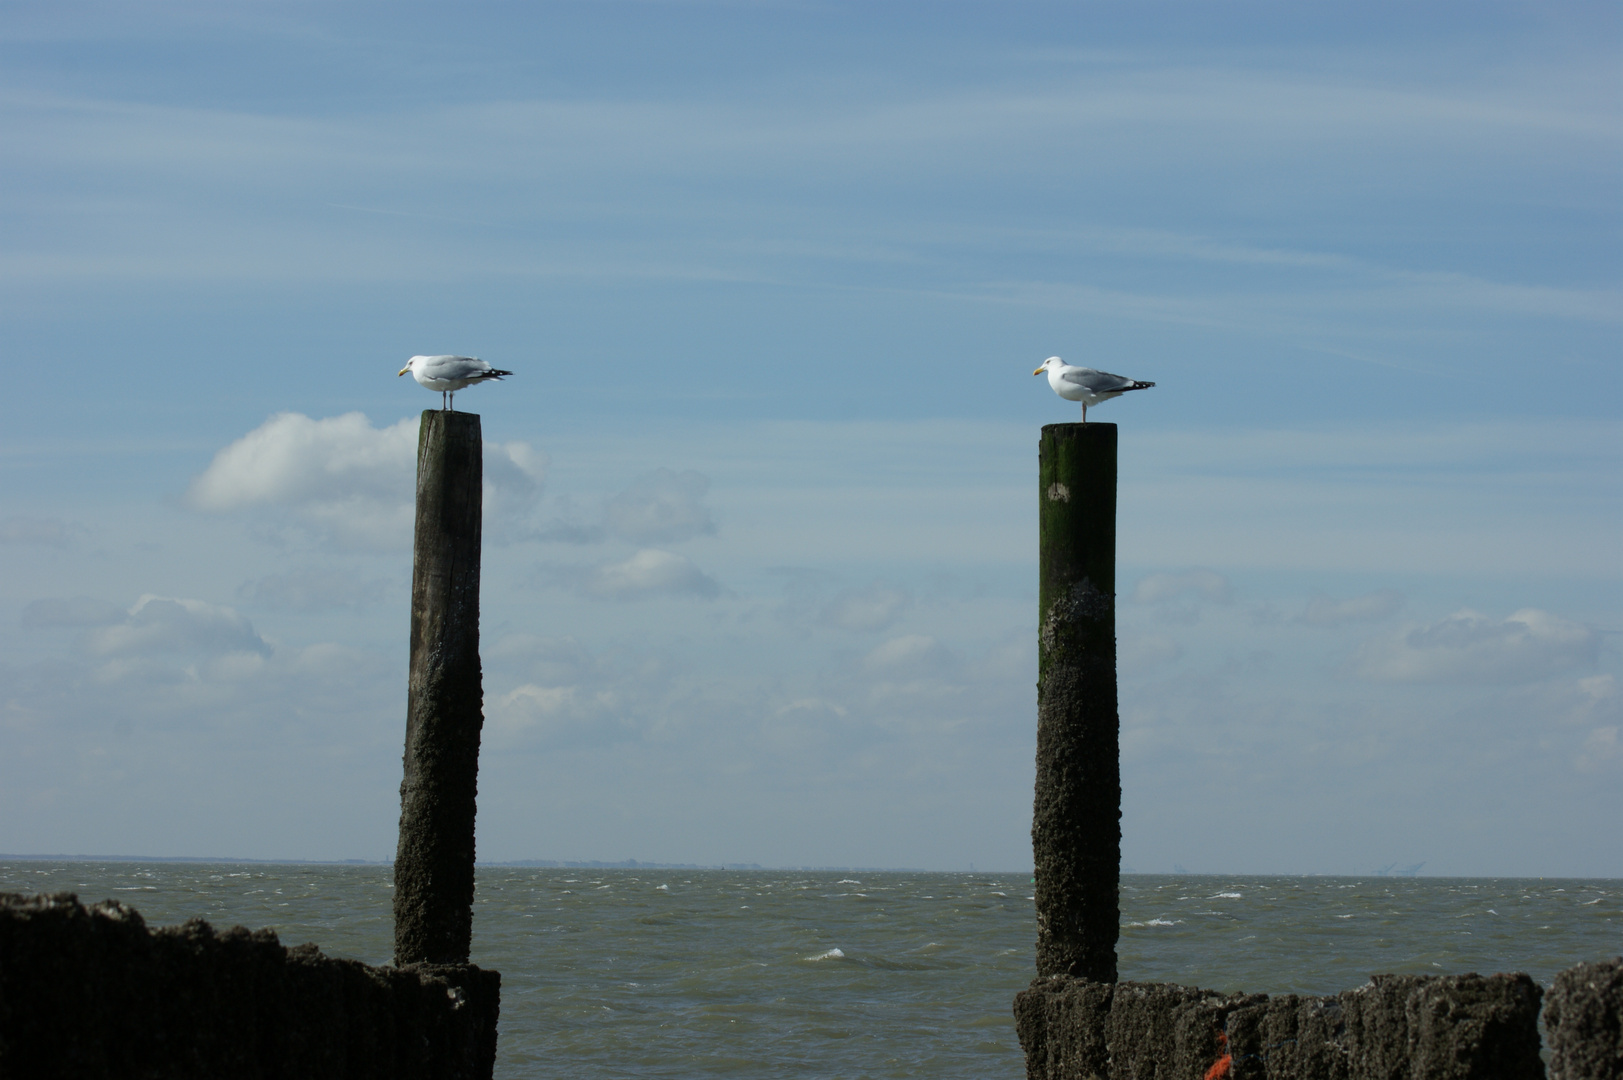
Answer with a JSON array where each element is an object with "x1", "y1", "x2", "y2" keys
[
  {"x1": 397, "y1": 359, "x2": 413, "y2": 377},
  {"x1": 1033, "y1": 356, "x2": 1062, "y2": 376}
]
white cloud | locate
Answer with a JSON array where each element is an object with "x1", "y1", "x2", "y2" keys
[
  {"x1": 1352, "y1": 608, "x2": 1598, "y2": 684},
  {"x1": 85, "y1": 595, "x2": 270, "y2": 658},
  {"x1": 580, "y1": 549, "x2": 721, "y2": 600},
  {"x1": 188, "y1": 412, "x2": 545, "y2": 548},
  {"x1": 187, "y1": 412, "x2": 416, "y2": 547},
  {"x1": 603, "y1": 468, "x2": 716, "y2": 544},
  {"x1": 820, "y1": 581, "x2": 911, "y2": 632},
  {"x1": 1296, "y1": 590, "x2": 1404, "y2": 626},
  {"x1": 188, "y1": 412, "x2": 415, "y2": 511},
  {"x1": 1132, "y1": 569, "x2": 1232, "y2": 605},
  {"x1": 487, "y1": 683, "x2": 630, "y2": 749}
]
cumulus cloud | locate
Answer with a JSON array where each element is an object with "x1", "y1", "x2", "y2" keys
[
  {"x1": 188, "y1": 412, "x2": 545, "y2": 548},
  {"x1": 189, "y1": 412, "x2": 415, "y2": 510},
  {"x1": 1133, "y1": 569, "x2": 1232, "y2": 605},
  {"x1": 1295, "y1": 590, "x2": 1404, "y2": 626},
  {"x1": 238, "y1": 568, "x2": 391, "y2": 612},
  {"x1": 579, "y1": 549, "x2": 721, "y2": 600},
  {"x1": 83, "y1": 595, "x2": 270, "y2": 658},
  {"x1": 1352, "y1": 608, "x2": 1598, "y2": 684},
  {"x1": 820, "y1": 581, "x2": 911, "y2": 631},
  {"x1": 0, "y1": 517, "x2": 74, "y2": 547}
]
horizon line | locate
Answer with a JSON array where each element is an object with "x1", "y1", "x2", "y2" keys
[{"x1": 3, "y1": 854, "x2": 1616, "y2": 880}]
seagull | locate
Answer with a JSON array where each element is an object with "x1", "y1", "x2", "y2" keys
[
  {"x1": 397, "y1": 355, "x2": 512, "y2": 411},
  {"x1": 1034, "y1": 356, "x2": 1155, "y2": 421}
]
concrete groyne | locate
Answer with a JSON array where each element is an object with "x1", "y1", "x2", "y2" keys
[
  {"x1": 0, "y1": 891, "x2": 499, "y2": 1078},
  {"x1": 1016, "y1": 960, "x2": 1622, "y2": 1080},
  {"x1": 1020, "y1": 422, "x2": 1620, "y2": 1080}
]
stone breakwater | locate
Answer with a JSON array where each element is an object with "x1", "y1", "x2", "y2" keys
[
  {"x1": 0, "y1": 892, "x2": 500, "y2": 1079},
  {"x1": 1016, "y1": 960, "x2": 1622, "y2": 1080}
]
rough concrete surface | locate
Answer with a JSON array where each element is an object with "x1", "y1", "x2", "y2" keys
[
  {"x1": 0, "y1": 892, "x2": 499, "y2": 1079},
  {"x1": 1017, "y1": 970, "x2": 1547, "y2": 1080},
  {"x1": 1545, "y1": 958, "x2": 1623, "y2": 1080}
]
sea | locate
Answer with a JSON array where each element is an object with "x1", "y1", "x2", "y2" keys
[{"x1": 3, "y1": 862, "x2": 1618, "y2": 1079}]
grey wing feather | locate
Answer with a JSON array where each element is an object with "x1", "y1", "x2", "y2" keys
[
  {"x1": 1060, "y1": 367, "x2": 1138, "y2": 393},
  {"x1": 424, "y1": 356, "x2": 489, "y2": 379}
]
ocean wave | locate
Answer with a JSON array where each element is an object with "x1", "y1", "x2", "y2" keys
[{"x1": 806, "y1": 947, "x2": 847, "y2": 962}]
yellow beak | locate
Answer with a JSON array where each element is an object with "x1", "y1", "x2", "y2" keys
[
  {"x1": 1033, "y1": 367, "x2": 1045, "y2": 376},
  {"x1": 398, "y1": 365, "x2": 411, "y2": 376}
]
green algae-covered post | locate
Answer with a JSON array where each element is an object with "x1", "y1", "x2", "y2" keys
[
  {"x1": 1033, "y1": 422, "x2": 1120, "y2": 982},
  {"x1": 395, "y1": 410, "x2": 485, "y2": 966}
]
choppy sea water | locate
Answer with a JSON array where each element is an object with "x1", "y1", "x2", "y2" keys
[{"x1": 3, "y1": 863, "x2": 1618, "y2": 1079}]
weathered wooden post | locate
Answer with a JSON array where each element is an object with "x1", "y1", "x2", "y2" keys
[
  {"x1": 1033, "y1": 421, "x2": 1120, "y2": 983},
  {"x1": 394, "y1": 409, "x2": 485, "y2": 966}
]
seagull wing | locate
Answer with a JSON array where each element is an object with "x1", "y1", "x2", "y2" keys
[
  {"x1": 1058, "y1": 367, "x2": 1139, "y2": 394},
  {"x1": 416, "y1": 355, "x2": 491, "y2": 380}
]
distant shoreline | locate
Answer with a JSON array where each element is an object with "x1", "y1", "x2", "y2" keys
[{"x1": 3, "y1": 855, "x2": 1616, "y2": 879}]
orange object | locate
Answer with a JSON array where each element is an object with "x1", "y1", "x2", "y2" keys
[{"x1": 1204, "y1": 1032, "x2": 1232, "y2": 1080}]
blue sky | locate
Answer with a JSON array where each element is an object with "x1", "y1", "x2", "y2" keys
[{"x1": 2, "y1": 1, "x2": 1618, "y2": 875}]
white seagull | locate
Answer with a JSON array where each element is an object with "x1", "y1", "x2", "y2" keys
[
  {"x1": 1034, "y1": 356, "x2": 1155, "y2": 421},
  {"x1": 398, "y1": 355, "x2": 512, "y2": 411}
]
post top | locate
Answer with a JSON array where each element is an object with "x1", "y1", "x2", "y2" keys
[
  {"x1": 1040, "y1": 421, "x2": 1117, "y2": 443},
  {"x1": 419, "y1": 409, "x2": 482, "y2": 431}
]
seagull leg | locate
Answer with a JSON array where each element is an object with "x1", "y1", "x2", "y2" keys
[{"x1": 1082, "y1": 402, "x2": 1088, "y2": 423}]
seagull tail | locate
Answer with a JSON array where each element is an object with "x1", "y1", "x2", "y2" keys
[{"x1": 1124, "y1": 380, "x2": 1155, "y2": 391}]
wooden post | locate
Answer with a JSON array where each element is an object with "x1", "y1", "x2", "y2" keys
[
  {"x1": 394, "y1": 410, "x2": 485, "y2": 967},
  {"x1": 1033, "y1": 422, "x2": 1120, "y2": 982}
]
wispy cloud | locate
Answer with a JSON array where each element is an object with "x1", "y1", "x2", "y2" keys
[
  {"x1": 1296, "y1": 590, "x2": 1403, "y2": 627},
  {"x1": 558, "y1": 548, "x2": 723, "y2": 601},
  {"x1": 1133, "y1": 569, "x2": 1233, "y2": 605},
  {"x1": 1352, "y1": 608, "x2": 1599, "y2": 685},
  {"x1": 819, "y1": 581, "x2": 912, "y2": 632}
]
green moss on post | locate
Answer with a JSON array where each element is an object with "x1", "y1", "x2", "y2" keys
[
  {"x1": 395, "y1": 410, "x2": 485, "y2": 967},
  {"x1": 1033, "y1": 422, "x2": 1120, "y2": 982}
]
